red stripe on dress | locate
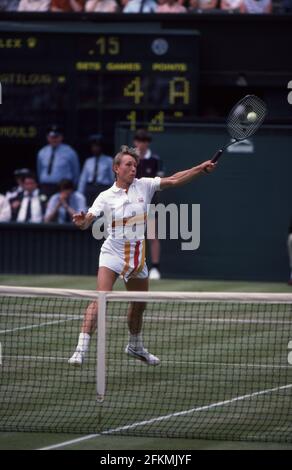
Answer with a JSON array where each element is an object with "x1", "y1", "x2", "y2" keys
[
  {"x1": 128, "y1": 241, "x2": 141, "y2": 278},
  {"x1": 133, "y1": 241, "x2": 140, "y2": 271}
]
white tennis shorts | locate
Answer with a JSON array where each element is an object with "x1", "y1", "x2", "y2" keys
[{"x1": 99, "y1": 238, "x2": 148, "y2": 282}]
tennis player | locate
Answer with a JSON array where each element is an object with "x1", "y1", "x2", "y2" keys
[{"x1": 69, "y1": 145, "x2": 216, "y2": 366}]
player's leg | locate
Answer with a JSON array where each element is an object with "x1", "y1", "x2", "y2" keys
[
  {"x1": 68, "y1": 267, "x2": 118, "y2": 365},
  {"x1": 124, "y1": 277, "x2": 160, "y2": 366},
  {"x1": 81, "y1": 267, "x2": 117, "y2": 334}
]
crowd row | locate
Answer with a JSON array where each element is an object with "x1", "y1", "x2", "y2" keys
[{"x1": 1, "y1": 0, "x2": 289, "y2": 15}]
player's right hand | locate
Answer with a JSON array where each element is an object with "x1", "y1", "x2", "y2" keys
[{"x1": 72, "y1": 211, "x2": 86, "y2": 227}]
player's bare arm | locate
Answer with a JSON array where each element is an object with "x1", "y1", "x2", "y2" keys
[
  {"x1": 160, "y1": 160, "x2": 216, "y2": 190},
  {"x1": 73, "y1": 211, "x2": 95, "y2": 230}
]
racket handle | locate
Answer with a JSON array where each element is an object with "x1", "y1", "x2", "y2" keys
[{"x1": 211, "y1": 149, "x2": 223, "y2": 163}]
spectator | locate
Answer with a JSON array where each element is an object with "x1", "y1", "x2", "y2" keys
[
  {"x1": 134, "y1": 129, "x2": 164, "y2": 280},
  {"x1": 0, "y1": 0, "x2": 20, "y2": 10},
  {"x1": 6, "y1": 168, "x2": 31, "y2": 202},
  {"x1": 190, "y1": 0, "x2": 218, "y2": 11},
  {"x1": 37, "y1": 124, "x2": 80, "y2": 198},
  {"x1": 156, "y1": 0, "x2": 187, "y2": 11},
  {"x1": 241, "y1": 0, "x2": 272, "y2": 13},
  {"x1": 45, "y1": 179, "x2": 86, "y2": 223},
  {"x1": 10, "y1": 173, "x2": 47, "y2": 223},
  {"x1": 51, "y1": 0, "x2": 85, "y2": 11},
  {"x1": 78, "y1": 134, "x2": 114, "y2": 207},
  {"x1": 85, "y1": 0, "x2": 119, "y2": 11},
  {"x1": 123, "y1": 0, "x2": 157, "y2": 12},
  {"x1": 119, "y1": 0, "x2": 128, "y2": 8},
  {"x1": 220, "y1": 0, "x2": 243, "y2": 11},
  {"x1": 18, "y1": 0, "x2": 51, "y2": 10},
  {"x1": 188, "y1": 0, "x2": 198, "y2": 9},
  {"x1": 0, "y1": 194, "x2": 11, "y2": 222}
]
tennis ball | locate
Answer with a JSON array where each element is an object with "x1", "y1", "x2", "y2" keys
[{"x1": 247, "y1": 111, "x2": 257, "y2": 123}]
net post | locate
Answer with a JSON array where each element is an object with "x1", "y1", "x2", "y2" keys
[{"x1": 96, "y1": 291, "x2": 106, "y2": 403}]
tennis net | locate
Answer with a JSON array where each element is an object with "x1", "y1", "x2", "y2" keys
[{"x1": 0, "y1": 285, "x2": 292, "y2": 442}]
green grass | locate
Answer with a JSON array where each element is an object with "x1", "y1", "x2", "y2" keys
[
  {"x1": 0, "y1": 274, "x2": 292, "y2": 292},
  {"x1": 0, "y1": 276, "x2": 292, "y2": 450}
]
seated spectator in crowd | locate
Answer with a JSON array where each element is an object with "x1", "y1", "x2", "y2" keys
[
  {"x1": 123, "y1": 0, "x2": 157, "y2": 12},
  {"x1": 220, "y1": 0, "x2": 243, "y2": 12},
  {"x1": 44, "y1": 179, "x2": 86, "y2": 223},
  {"x1": 0, "y1": 0, "x2": 20, "y2": 10},
  {"x1": 10, "y1": 173, "x2": 47, "y2": 223},
  {"x1": 18, "y1": 0, "x2": 51, "y2": 10},
  {"x1": 189, "y1": 0, "x2": 217, "y2": 10},
  {"x1": 241, "y1": 0, "x2": 272, "y2": 12},
  {"x1": 85, "y1": 0, "x2": 119, "y2": 11},
  {"x1": 37, "y1": 124, "x2": 80, "y2": 198},
  {"x1": 78, "y1": 134, "x2": 114, "y2": 207},
  {"x1": 0, "y1": 194, "x2": 11, "y2": 222},
  {"x1": 6, "y1": 168, "x2": 30, "y2": 202},
  {"x1": 188, "y1": 0, "x2": 198, "y2": 9},
  {"x1": 51, "y1": 0, "x2": 85, "y2": 11},
  {"x1": 157, "y1": 0, "x2": 187, "y2": 11}
]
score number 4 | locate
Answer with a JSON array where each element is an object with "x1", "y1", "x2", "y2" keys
[
  {"x1": 123, "y1": 76, "x2": 190, "y2": 105},
  {"x1": 124, "y1": 77, "x2": 144, "y2": 105}
]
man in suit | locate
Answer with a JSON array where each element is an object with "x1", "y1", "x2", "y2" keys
[
  {"x1": 10, "y1": 173, "x2": 47, "y2": 223},
  {"x1": 78, "y1": 134, "x2": 114, "y2": 207},
  {"x1": 37, "y1": 124, "x2": 80, "y2": 198}
]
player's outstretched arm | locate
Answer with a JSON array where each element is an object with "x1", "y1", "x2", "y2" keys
[
  {"x1": 160, "y1": 160, "x2": 216, "y2": 190},
  {"x1": 73, "y1": 211, "x2": 95, "y2": 230}
]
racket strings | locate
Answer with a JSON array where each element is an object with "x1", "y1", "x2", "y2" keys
[{"x1": 227, "y1": 95, "x2": 267, "y2": 140}]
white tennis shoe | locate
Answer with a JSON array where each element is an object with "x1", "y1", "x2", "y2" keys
[
  {"x1": 125, "y1": 345, "x2": 160, "y2": 366},
  {"x1": 68, "y1": 349, "x2": 85, "y2": 366},
  {"x1": 149, "y1": 268, "x2": 161, "y2": 280}
]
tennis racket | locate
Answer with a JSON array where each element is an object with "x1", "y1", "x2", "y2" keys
[{"x1": 211, "y1": 95, "x2": 267, "y2": 163}]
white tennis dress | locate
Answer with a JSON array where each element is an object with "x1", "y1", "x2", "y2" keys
[{"x1": 88, "y1": 177, "x2": 161, "y2": 281}]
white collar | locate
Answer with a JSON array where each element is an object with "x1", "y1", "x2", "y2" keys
[
  {"x1": 24, "y1": 189, "x2": 38, "y2": 197},
  {"x1": 112, "y1": 180, "x2": 136, "y2": 193},
  {"x1": 144, "y1": 149, "x2": 152, "y2": 160}
]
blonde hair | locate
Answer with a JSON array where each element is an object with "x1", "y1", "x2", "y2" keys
[{"x1": 112, "y1": 145, "x2": 140, "y2": 175}]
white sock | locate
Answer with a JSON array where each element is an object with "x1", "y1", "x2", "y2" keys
[
  {"x1": 129, "y1": 333, "x2": 143, "y2": 350},
  {"x1": 77, "y1": 332, "x2": 90, "y2": 353}
]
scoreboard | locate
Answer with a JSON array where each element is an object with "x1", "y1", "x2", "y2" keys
[
  {"x1": 0, "y1": 26, "x2": 200, "y2": 188},
  {"x1": 0, "y1": 28, "x2": 199, "y2": 147}
]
